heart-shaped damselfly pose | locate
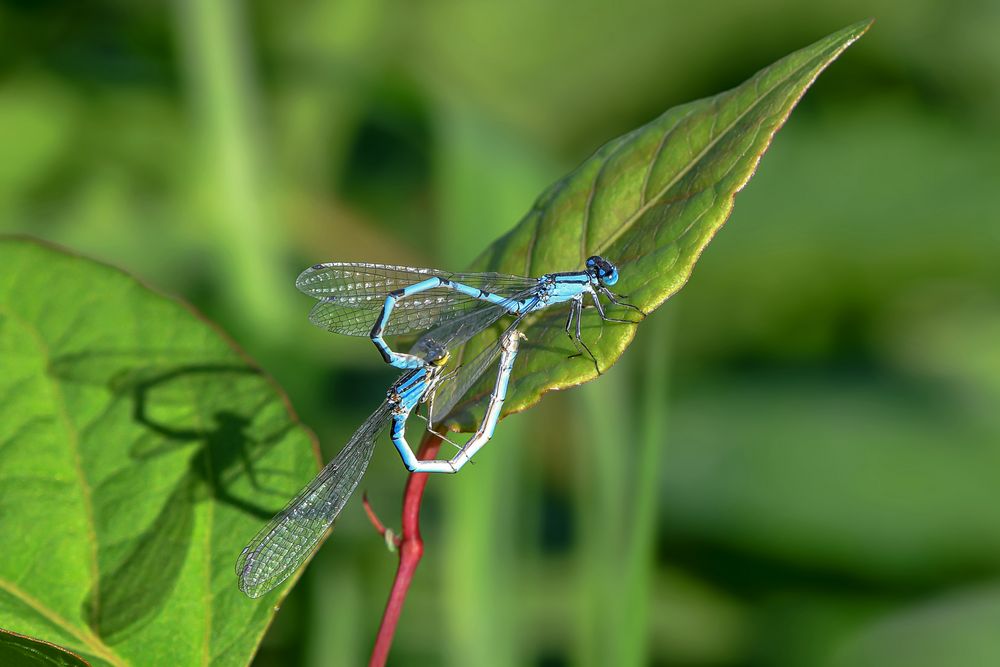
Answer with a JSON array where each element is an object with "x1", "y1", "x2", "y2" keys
[
  {"x1": 236, "y1": 327, "x2": 523, "y2": 598},
  {"x1": 296, "y1": 256, "x2": 643, "y2": 373}
]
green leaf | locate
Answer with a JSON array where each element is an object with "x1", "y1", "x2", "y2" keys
[
  {"x1": 0, "y1": 629, "x2": 91, "y2": 667},
  {"x1": 446, "y1": 20, "x2": 872, "y2": 429},
  {"x1": 831, "y1": 584, "x2": 1000, "y2": 667},
  {"x1": 0, "y1": 238, "x2": 319, "y2": 666}
]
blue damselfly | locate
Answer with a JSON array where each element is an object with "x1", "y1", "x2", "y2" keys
[
  {"x1": 235, "y1": 327, "x2": 523, "y2": 598},
  {"x1": 296, "y1": 256, "x2": 643, "y2": 372}
]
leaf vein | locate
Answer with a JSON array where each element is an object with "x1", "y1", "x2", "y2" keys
[
  {"x1": 522, "y1": 212, "x2": 541, "y2": 277},
  {"x1": 578, "y1": 130, "x2": 635, "y2": 262},
  {"x1": 640, "y1": 122, "x2": 675, "y2": 206},
  {"x1": 0, "y1": 578, "x2": 126, "y2": 667},
  {"x1": 0, "y1": 305, "x2": 104, "y2": 629},
  {"x1": 594, "y1": 45, "x2": 832, "y2": 256}
]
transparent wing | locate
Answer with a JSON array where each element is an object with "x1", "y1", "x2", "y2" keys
[
  {"x1": 409, "y1": 289, "x2": 539, "y2": 358},
  {"x1": 429, "y1": 340, "x2": 505, "y2": 427},
  {"x1": 235, "y1": 402, "x2": 391, "y2": 598},
  {"x1": 298, "y1": 262, "x2": 537, "y2": 337},
  {"x1": 296, "y1": 262, "x2": 536, "y2": 298},
  {"x1": 420, "y1": 299, "x2": 537, "y2": 425},
  {"x1": 296, "y1": 262, "x2": 451, "y2": 298}
]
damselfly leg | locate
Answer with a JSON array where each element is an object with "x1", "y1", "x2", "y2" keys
[
  {"x1": 236, "y1": 327, "x2": 524, "y2": 598},
  {"x1": 389, "y1": 328, "x2": 523, "y2": 473},
  {"x1": 298, "y1": 256, "x2": 641, "y2": 373},
  {"x1": 563, "y1": 297, "x2": 602, "y2": 374}
]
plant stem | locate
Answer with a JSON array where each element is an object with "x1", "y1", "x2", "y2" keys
[
  {"x1": 174, "y1": 0, "x2": 289, "y2": 339},
  {"x1": 368, "y1": 430, "x2": 443, "y2": 667},
  {"x1": 575, "y1": 312, "x2": 672, "y2": 666},
  {"x1": 620, "y1": 311, "x2": 671, "y2": 665}
]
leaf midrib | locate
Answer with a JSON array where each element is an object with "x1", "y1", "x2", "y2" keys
[
  {"x1": 0, "y1": 305, "x2": 109, "y2": 645},
  {"x1": 0, "y1": 578, "x2": 124, "y2": 667},
  {"x1": 591, "y1": 42, "x2": 837, "y2": 258},
  {"x1": 191, "y1": 384, "x2": 214, "y2": 667},
  {"x1": 452, "y1": 22, "x2": 871, "y2": 426}
]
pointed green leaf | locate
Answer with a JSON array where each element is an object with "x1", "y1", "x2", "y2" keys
[
  {"x1": 0, "y1": 629, "x2": 91, "y2": 667},
  {"x1": 447, "y1": 20, "x2": 872, "y2": 428},
  {"x1": 0, "y1": 238, "x2": 319, "y2": 666}
]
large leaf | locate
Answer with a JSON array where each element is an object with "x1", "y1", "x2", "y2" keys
[
  {"x1": 0, "y1": 238, "x2": 319, "y2": 666},
  {"x1": 0, "y1": 629, "x2": 90, "y2": 667},
  {"x1": 446, "y1": 20, "x2": 872, "y2": 428}
]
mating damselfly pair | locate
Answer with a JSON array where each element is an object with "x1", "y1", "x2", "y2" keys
[{"x1": 236, "y1": 256, "x2": 642, "y2": 597}]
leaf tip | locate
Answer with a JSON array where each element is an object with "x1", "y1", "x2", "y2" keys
[{"x1": 846, "y1": 18, "x2": 876, "y2": 42}]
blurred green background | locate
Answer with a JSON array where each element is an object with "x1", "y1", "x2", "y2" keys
[{"x1": 2, "y1": 1, "x2": 998, "y2": 665}]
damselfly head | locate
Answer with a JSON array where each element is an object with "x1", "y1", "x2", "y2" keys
[
  {"x1": 586, "y1": 255, "x2": 619, "y2": 286},
  {"x1": 422, "y1": 339, "x2": 450, "y2": 366}
]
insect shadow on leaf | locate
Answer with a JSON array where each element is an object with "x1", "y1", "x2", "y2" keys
[{"x1": 49, "y1": 353, "x2": 296, "y2": 640}]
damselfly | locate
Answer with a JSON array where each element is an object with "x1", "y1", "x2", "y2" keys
[
  {"x1": 296, "y1": 255, "x2": 644, "y2": 373},
  {"x1": 236, "y1": 327, "x2": 523, "y2": 598}
]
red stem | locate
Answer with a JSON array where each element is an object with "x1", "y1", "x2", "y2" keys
[
  {"x1": 368, "y1": 430, "x2": 443, "y2": 667},
  {"x1": 362, "y1": 492, "x2": 401, "y2": 547}
]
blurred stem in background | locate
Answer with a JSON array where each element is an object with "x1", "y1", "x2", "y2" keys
[
  {"x1": 623, "y1": 312, "x2": 671, "y2": 662},
  {"x1": 433, "y1": 96, "x2": 563, "y2": 667},
  {"x1": 274, "y1": 0, "x2": 389, "y2": 195},
  {"x1": 284, "y1": 3, "x2": 399, "y2": 666},
  {"x1": 174, "y1": 0, "x2": 291, "y2": 340},
  {"x1": 576, "y1": 310, "x2": 672, "y2": 666}
]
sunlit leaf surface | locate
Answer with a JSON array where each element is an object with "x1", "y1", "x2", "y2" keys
[
  {"x1": 0, "y1": 238, "x2": 318, "y2": 666},
  {"x1": 447, "y1": 20, "x2": 871, "y2": 428}
]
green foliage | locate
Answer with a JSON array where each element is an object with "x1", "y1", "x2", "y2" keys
[
  {"x1": 0, "y1": 21, "x2": 874, "y2": 665},
  {"x1": 0, "y1": 239, "x2": 318, "y2": 666},
  {"x1": 0, "y1": 629, "x2": 90, "y2": 667},
  {"x1": 446, "y1": 20, "x2": 872, "y2": 429},
  {"x1": 0, "y1": 0, "x2": 993, "y2": 664}
]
